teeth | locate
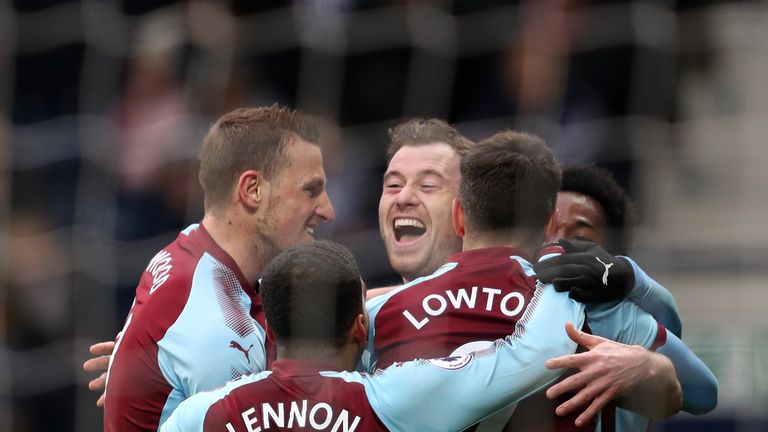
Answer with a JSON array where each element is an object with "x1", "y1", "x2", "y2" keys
[
  {"x1": 306, "y1": 227, "x2": 315, "y2": 235},
  {"x1": 394, "y1": 218, "x2": 425, "y2": 229}
]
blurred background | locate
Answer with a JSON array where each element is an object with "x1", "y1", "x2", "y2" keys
[{"x1": 1, "y1": 0, "x2": 767, "y2": 430}]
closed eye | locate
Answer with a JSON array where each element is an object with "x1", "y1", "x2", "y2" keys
[
  {"x1": 303, "y1": 179, "x2": 325, "y2": 197},
  {"x1": 572, "y1": 235, "x2": 593, "y2": 242}
]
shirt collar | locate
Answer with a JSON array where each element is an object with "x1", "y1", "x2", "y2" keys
[
  {"x1": 270, "y1": 359, "x2": 341, "y2": 377},
  {"x1": 192, "y1": 222, "x2": 258, "y2": 297},
  {"x1": 448, "y1": 246, "x2": 532, "y2": 266}
]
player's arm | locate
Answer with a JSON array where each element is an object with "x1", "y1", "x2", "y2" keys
[
  {"x1": 82, "y1": 340, "x2": 115, "y2": 408},
  {"x1": 544, "y1": 324, "x2": 683, "y2": 425},
  {"x1": 654, "y1": 330, "x2": 718, "y2": 414},
  {"x1": 160, "y1": 375, "x2": 262, "y2": 432},
  {"x1": 547, "y1": 300, "x2": 717, "y2": 425},
  {"x1": 533, "y1": 239, "x2": 682, "y2": 337},
  {"x1": 621, "y1": 256, "x2": 682, "y2": 337},
  {"x1": 365, "y1": 285, "x2": 399, "y2": 300},
  {"x1": 160, "y1": 390, "x2": 220, "y2": 432},
  {"x1": 363, "y1": 285, "x2": 585, "y2": 432},
  {"x1": 589, "y1": 300, "x2": 717, "y2": 415}
]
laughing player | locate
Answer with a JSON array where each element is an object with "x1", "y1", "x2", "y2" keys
[{"x1": 365, "y1": 130, "x2": 717, "y2": 430}]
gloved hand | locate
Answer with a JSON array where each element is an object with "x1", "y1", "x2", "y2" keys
[{"x1": 533, "y1": 239, "x2": 634, "y2": 303}]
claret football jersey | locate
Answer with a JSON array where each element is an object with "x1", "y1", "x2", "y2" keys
[
  {"x1": 363, "y1": 245, "x2": 665, "y2": 432},
  {"x1": 104, "y1": 224, "x2": 271, "y2": 431}
]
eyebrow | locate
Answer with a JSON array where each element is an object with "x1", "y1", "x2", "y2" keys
[
  {"x1": 302, "y1": 177, "x2": 326, "y2": 190},
  {"x1": 572, "y1": 216, "x2": 596, "y2": 229},
  {"x1": 383, "y1": 169, "x2": 447, "y2": 181}
]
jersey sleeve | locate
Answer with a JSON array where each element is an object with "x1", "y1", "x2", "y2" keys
[
  {"x1": 621, "y1": 256, "x2": 683, "y2": 337},
  {"x1": 585, "y1": 298, "x2": 662, "y2": 348},
  {"x1": 587, "y1": 299, "x2": 718, "y2": 416},
  {"x1": 363, "y1": 284, "x2": 585, "y2": 432},
  {"x1": 656, "y1": 331, "x2": 718, "y2": 414},
  {"x1": 159, "y1": 393, "x2": 212, "y2": 432},
  {"x1": 160, "y1": 372, "x2": 271, "y2": 432}
]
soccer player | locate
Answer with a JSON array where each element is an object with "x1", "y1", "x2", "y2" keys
[
  {"x1": 535, "y1": 164, "x2": 699, "y2": 430},
  {"x1": 160, "y1": 243, "x2": 586, "y2": 431},
  {"x1": 102, "y1": 106, "x2": 335, "y2": 431},
  {"x1": 542, "y1": 163, "x2": 681, "y2": 336},
  {"x1": 366, "y1": 130, "x2": 717, "y2": 430},
  {"x1": 376, "y1": 118, "x2": 473, "y2": 284}
]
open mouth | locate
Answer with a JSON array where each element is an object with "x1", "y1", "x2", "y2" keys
[
  {"x1": 394, "y1": 218, "x2": 426, "y2": 243},
  {"x1": 306, "y1": 227, "x2": 315, "y2": 236}
]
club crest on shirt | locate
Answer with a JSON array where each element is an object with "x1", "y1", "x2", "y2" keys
[{"x1": 427, "y1": 355, "x2": 473, "y2": 371}]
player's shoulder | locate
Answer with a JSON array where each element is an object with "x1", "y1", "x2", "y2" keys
[
  {"x1": 586, "y1": 299, "x2": 659, "y2": 347},
  {"x1": 368, "y1": 263, "x2": 459, "y2": 306},
  {"x1": 131, "y1": 225, "x2": 207, "y2": 322}
]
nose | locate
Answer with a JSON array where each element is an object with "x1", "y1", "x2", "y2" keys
[
  {"x1": 394, "y1": 184, "x2": 419, "y2": 208},
  {"x1": 316, "y1": 191, "x2": 335, "y2": 223}
]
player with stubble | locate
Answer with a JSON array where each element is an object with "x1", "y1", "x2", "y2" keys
[
  {"x1": 101, "y1": 105, "x2": 335, "y2": 431},
  {"x1": 368, "y1": 124, "x2": 717, "y2": 430}
]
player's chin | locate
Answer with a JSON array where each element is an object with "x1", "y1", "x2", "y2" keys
[
  {"x1": 294, "y1": 231, "x2": 315, "y2": 245},
  {"x1": 389, "y1": 247, "x2": 426, "y2": 267}
]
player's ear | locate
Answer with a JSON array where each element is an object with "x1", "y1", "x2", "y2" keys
[
  {"x1": 351, "y1": 314, "x2": 367, "y2": 348},
  {"x1": 452, "y1": 198, "x2": 465, "y2": 237},
  {"x1": 544, "y1": 208, "x2": 559, "y2": 242},
  {"x1": 237, "y1": 170, "x2": 267, "y2": 210},
  {"x1": 265, "y1": 321, "x2": 277, "y2": 345}
]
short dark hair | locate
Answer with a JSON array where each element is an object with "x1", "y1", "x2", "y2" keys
[
  {"x1": 198, "y1": 105, "x2": 319, "y2": 211},
  {"x1": 460, "y1": 131, "x2": 561, "y2": 241},
  {"x1": 561, "y1": 164, "x2": 636, "y2": 254},
  {"x1": 259, "y1": 240, "x2": 364, "y2": 348},
  {"x1": 386, "y1": 118, "x2": 474, "y2": 163}
]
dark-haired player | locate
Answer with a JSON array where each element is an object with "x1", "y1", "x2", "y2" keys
[
  {"x1": 553, "y1": 164, "x2": 635, "y2": 255},
  {"x1": 536, "y1": 164, "x2": 697, "y2": 430},
  {"x1": 160, "y1": 239, "x2": 585, "y2": 431},
  {"x1": 365, "y1": 131, "x2": 717, "y2": 430},
  {"x1": 543, "y1": 164, "x2": 681, "y2": 336}
]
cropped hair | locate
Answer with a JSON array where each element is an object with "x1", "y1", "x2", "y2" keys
[
  {"x1": 259, "y1": 240, "x2": 364, "y2": 348},
  {"x1": 460, "y1": 131, "x2": 561, "y2": 237},
  {"x1": 561, "y1": 164, "x2": 636, "y2": 254},
  {"x1": 198, "y1": 105, "x2": 318, "y2": 211},
  {"x1": 386, "y1": 118, "x2": 474, "y2": 163}
]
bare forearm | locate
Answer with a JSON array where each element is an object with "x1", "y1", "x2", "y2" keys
[{"x1": 617, "y1": 351, "x2": 682, "y2": 418}]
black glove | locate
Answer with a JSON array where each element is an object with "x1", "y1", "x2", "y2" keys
[{"x1": 533, "y1": 239, "x2": 634, "y2": 303}]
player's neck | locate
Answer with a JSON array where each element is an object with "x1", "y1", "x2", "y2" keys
[
  {"x1": 277, "y1": 344, "x2": 359, "y2": 372},
  {"x1": 462, "y1": 232, "x2": 540, "y2": 258},
  {"x1": 202, "y1": 212, "x2": 267, "y2": 283}
]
